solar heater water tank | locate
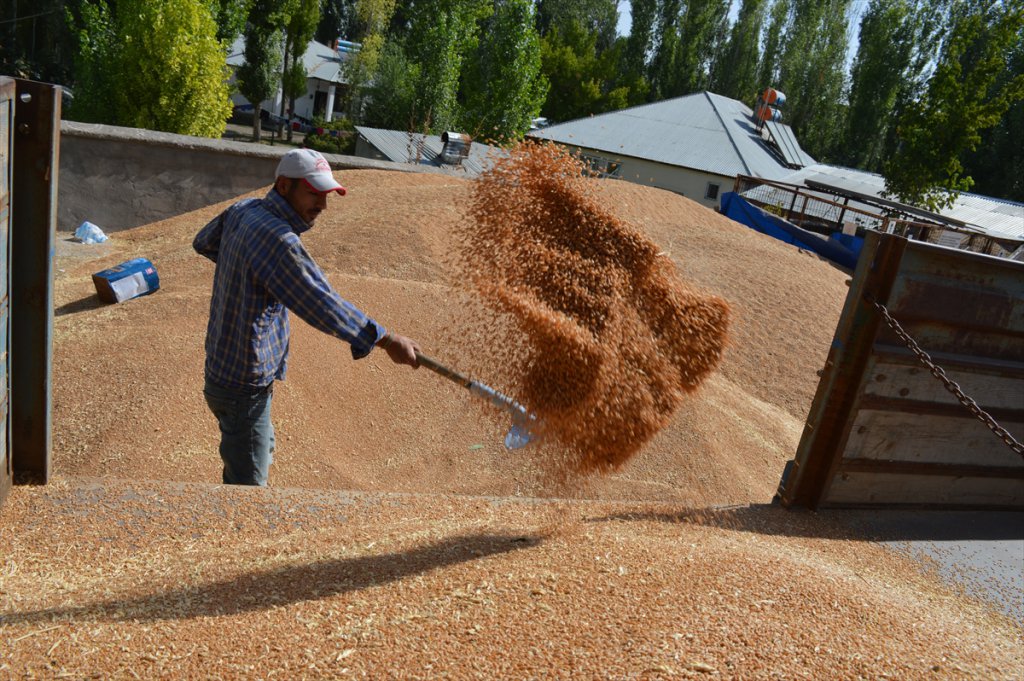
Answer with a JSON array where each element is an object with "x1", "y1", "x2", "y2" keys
[{"x1": 441, "y1": 132, "x2": 472, "y2": 165}]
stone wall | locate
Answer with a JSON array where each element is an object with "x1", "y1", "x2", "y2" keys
[{"x1": 58, "y1": 121, "x2": 415, "y2": 233}]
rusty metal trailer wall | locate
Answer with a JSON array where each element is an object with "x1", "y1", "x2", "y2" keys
[
  {"x1": 0, "y1": 79, "x2": 13, "y2": 506},
  {"x1": 778, "y1": 231, "x2": 1024, "y2": 509}
]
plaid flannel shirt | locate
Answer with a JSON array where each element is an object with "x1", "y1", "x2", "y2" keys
[{"x1": 194, "y1": 189, "x2": 385, "y2": 391}]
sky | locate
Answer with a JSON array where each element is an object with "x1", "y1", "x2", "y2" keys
[{"x1": 616, "y1": 2, "x2": 632, "y2": 36}]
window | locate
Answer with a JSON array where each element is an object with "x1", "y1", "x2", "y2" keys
[
  {"x1": 705, "y1": 183, "x2": 720, "y2": 200},
  {"x1": 580, "y1": 154, "x2": 622, "y2": 179}
]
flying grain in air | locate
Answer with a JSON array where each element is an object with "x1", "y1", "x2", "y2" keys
[{"x1": 452, "y1": 141, "x2": 730, "y2": 476}]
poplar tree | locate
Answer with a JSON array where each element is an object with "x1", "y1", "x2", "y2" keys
[
  {"x1": 237, "y1": 0, "x2": 286, "y2": 141},
  {"x1": 648, "y1": 0, "x2": 684, "y2": 99},
  {"x1": 461, "y1": 0, "x2": 548, "y2": 141},
  {"x1": 962, "y1": 35, "x2": 1024, "y2": 201},
  {"x1": 280, "y1": 0, "x2": 320, "y2": 140},
  {"x1": 342, "y1": 0, "x2": 397, "y2": 119},
  {"x1": 675, "y1": 0, "x2": 731, "y2": 95},
  {"x1": 536, "y1": 0, "x2": 620, "y2": 53},
  {"x1": 710, "y1": 0, "x2": 768, "y2": 102},
  {"x1": 755, "y1": 0, "x2": 789, "y2": 93},
  {"x1": 404, "y1": 0, "x2": 491, "y2": 133},
  {"x1": 315, "y1": 0, "x2": 359, "y2": 43},
  {"x1": 775, "y1": 0, "x2": 851, "y2": 159},
  {"x1": 209, "y1": 0, "x2": 254, "y2": 43},
  {"x1": 621, "y1": 0, "x2": 657, "y2": 90}
]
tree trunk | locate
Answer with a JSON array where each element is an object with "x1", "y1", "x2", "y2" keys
[{"x1": 253, "y1": 103, "x2": 263, "y2": 142}]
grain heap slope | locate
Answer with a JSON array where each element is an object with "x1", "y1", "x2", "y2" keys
[{"x1": 51, "y1": 168, "x2": 848, "y2": 505}]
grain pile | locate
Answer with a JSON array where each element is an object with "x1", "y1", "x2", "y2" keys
[
  {"x1": 4, "y1": 167, "x2": 1021, "y2": 678},
  {"x1": 1, "y1": 480, "x2": 1021, "y2": 679},
  {"x1": 50, "y1": 167, "x2": 845, "y2": 504},
  {"x1": 455, "y1": 142, "x2": 729, "y2": 475}
]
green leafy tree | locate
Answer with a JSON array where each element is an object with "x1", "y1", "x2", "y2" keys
[
  {"x1": 883, "y1": 0, "x2": 1024, "y2": 210},
  {"x1": 343, "y1": 0, "x2": 398, "y2": 118},
  {"x1": 962, "y1": 35, "x2": 1024, "y2": 201},
  {"x1": 360, "y1": 41, "x2": 420, "y2": 129},
  {"x1": 69, "y1": 0, "x2": 233, "y2": 137},
  {"x1": 536, "y1": 0, "x2": 619, "y2": 52},
  {"x1": 208, "y1": 0, "x2": 254, "y2": 43},
  {"x1": 619, "y1": 0, "x2": 656, "y2": 103},
  {"x1": 2, "y1": 0, "x2": 80, "y2": 83},
  {"x1": 237, "y1": 0, "x2": 286, "y2": 140},
  {"x1": 404, "y1": 0, "x2": 491, "y2": 132},
  {"x1": 648, "y1": 0, "x2": 683, "y2": 100},
  {"x1": 775, "y1": 0, "x2": 851, "y2": 159},
  {"x1": 755, "y1": 0, "x2": 790, "y2": 96},
  {"x1": 839, "y1": 0, "x2": 915, "y2": 171},
  {"x1": 538, "y1": 14, "x2": 634, "y2": 122},
  {"x1": 710, "y1": 0, "x2": 768, "y2": 102},
  {"x1": 315, "y1": 0, "x2": 360, "y2": 42},
  {"x1": 675, "y1": 0, "x2": 730, "y2": 94},
  {"x1": 461, "y1": 0, "x2": 548, "y2": 142},
  {"x1": 279, "y1": 0, "x2": 321, "y2": 140}
]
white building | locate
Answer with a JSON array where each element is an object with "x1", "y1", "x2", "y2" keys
[
  {"x1": 226, "y1": 37, "x2": 359, "y2": 124},
  {"x1": 527, "y1": 91, "x2": 813, "y2": 210}
]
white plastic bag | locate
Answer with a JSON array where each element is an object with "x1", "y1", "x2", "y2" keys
[{"x1": 75, "y1": 221, "x2": 108, "y2": 244}]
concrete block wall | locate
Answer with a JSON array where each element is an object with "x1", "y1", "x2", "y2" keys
[{"x1": 58, "y1": 121, "x2": 416, "y2": 234}]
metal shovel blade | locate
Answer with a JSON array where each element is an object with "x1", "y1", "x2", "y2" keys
[{"x1": 504, "y1": 421, "x2": 533, "y2": 449}]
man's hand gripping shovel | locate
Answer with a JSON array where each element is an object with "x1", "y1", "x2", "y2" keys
[{"x1": 416, "y1": 352, "x2": 536, "y2": 449}]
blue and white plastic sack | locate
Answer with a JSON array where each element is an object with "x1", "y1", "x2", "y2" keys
[
  {"x1": 92, "y1": 258, "x2": 160, "y2": 304},
  {"x1": 75, "y1": 221, "x2": 108, "y2": 244}
]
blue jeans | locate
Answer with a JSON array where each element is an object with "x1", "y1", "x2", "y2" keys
[{"x1": 203, "y1": 377, "x2": 276, "y2": 486}]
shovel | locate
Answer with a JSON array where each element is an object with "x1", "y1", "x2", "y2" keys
[{"x1": 416, "y1": 351, "x2": 536, "y2": 449}]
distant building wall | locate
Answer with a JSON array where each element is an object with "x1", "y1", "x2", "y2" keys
[
  {"x1": 58, "y1": 121, "x2": 403, "y2": 233},
  {"x1": 555, "y1": 144, "x2": 732, "y2": 210}
]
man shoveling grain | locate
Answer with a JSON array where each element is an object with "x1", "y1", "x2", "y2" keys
[{"x1": 193, "y1": 149, "x2": 420, "y2": 486}]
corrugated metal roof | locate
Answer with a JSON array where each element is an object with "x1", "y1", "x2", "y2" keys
[
  {"x1": 355, "y1": 126, "x2": 505, "y2": 177},
  {"x1": 527, "y1": 91, "x2": 806, "y2": 180},
  {"x1": 780, "y1": 165, "x2": 1024, "y2": 242}
]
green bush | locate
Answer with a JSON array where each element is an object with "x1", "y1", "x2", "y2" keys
[{"x1": 303, "y1": 117, "x2": 356, "y2": 155}]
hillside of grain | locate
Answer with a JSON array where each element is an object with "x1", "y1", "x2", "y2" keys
[{"x1": 51, "y1": 169, "x2": 847, "y2": 505}]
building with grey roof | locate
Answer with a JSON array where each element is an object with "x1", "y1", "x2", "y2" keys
[
  {"x1": 227, "y1": 37, "x2": 358, "y2": 124},
  {"x1": 527, "y1": 91, "x2": 814, "y2": 209}
]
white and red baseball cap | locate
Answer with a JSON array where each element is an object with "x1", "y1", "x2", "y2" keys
[{"x1": 275, "y1": 149, "x2": 347, "y2": 195}]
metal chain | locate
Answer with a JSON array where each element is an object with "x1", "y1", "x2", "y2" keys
[{"x1": 868, "y1": 298, "x2": 1024, "y2": 458}]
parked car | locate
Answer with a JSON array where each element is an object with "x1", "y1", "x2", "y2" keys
[{"x1": 229, "y1": 105, "x2": 286, "y2": 134}]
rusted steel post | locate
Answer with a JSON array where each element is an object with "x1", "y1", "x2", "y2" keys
[{"x1": 10, "y1": 78, "x2": 59, "y2": 484}]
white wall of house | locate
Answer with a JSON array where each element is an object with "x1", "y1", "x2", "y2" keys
[
  {"x1": 228, "y1": 72, "x2": 344, "y2": 123},
  {"x1": 564, "y1": 145, "x2": 733, "y2": 210}
]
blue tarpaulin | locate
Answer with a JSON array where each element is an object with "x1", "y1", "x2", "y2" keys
[{"x1": 720, "y1": 192, "x2": 863, "y2": 269}]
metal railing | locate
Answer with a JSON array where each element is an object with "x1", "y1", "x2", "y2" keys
[{"x1": 731, "y1": 175, "x2": 1008, "y2": 257}]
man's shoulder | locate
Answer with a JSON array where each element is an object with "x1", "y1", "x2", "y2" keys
[{"x1": 230, "y1": 198, "x2": 292, "y2": 234}]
